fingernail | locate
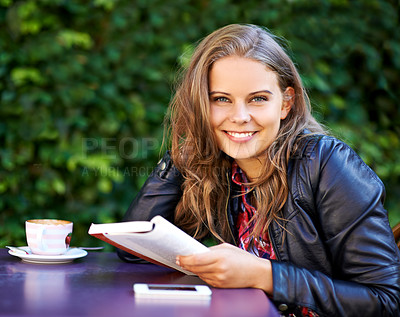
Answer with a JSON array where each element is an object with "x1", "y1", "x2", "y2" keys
[{"x1": 175, "y1": 256, "x2": 180, "y2": 266}]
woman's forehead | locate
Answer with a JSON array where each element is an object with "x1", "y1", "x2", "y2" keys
[{"x1": 208, "y1": 56, "x2": 279, "y2": 93}]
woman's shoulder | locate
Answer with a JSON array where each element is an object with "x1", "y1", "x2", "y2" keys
[
  {"x1": 152, "y1": 150, "x2": 184, "y2": 183},
  {"x1": 292, "y1": 132, "x2": 384, "y2": 187},
  {"x1": 294, "y1": 133, "x2": 349, "y2": 158}
]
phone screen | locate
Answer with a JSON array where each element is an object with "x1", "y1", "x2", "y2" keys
[
  {"x1": 148, "y1": 285, "x2": 197, "y2": 291},
  {"x1": 133, "y1": 283, "x2": 212, "y2": 299}
]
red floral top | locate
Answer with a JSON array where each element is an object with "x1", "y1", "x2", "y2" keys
[
  {"x1": 232, "y1": 162, "x2": 319, "y2": 317},
  {"x1": 231, "y1": 162, "x2": 276, "y2": 260}
]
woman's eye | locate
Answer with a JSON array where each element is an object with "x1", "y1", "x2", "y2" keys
[
  {"x1": 252, "y1": 96, "x2": 268, "y2": 102},
  {"x1": 213, "y1": 96, "x2": 230, "y2": 102}
]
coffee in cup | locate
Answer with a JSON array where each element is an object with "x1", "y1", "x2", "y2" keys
[{"x1": 25, "y1": 219, "x2": 73, "y2": 255}]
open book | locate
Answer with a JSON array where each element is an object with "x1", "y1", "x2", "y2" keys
[{"x1": 88, "y1": 216, "x2": 209, "y2": 275}]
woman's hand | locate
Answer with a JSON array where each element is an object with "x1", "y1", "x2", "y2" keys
[{"x1": 176, "y1": 243, "x2": 273, "y2": 294}]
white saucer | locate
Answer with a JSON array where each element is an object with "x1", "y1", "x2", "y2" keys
[{"x1": 8, "y1": 247, "x2": 88, "y2": 264}]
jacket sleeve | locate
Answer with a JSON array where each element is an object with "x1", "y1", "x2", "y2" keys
[
  {"x1": 271, "y1": 137, "x2": 400, "y2": 317},
  {"x1": 116, "y1": 151, "x2": 184, "y2": 262}
]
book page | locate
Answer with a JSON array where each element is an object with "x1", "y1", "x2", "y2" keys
[
  {"x1": 104, "y1": 216, "x2": 209, "y2": 275},
  {"x1": 88, "y1": 221, "x2": 153, "y2": 234}
]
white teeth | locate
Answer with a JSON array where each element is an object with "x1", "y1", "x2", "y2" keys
[{"x1": 226, "y1": 131, "x2": 254, "y2": 138}]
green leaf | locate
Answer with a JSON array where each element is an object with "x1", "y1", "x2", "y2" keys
[{"x1": 11, "y1": 68, "x2": 46, "y2": 86}]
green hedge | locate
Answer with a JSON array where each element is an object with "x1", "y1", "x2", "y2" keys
[{"x1": 1, "y1": 0, "x2": 399, "y2": 249}]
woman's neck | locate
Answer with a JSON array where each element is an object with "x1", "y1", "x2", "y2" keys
[{"x1": 234, "y1": 157, "x2": 266, "y2": 181}]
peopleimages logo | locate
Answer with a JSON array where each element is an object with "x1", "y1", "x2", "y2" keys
[
  {"x1": 80, "y1": 137, "x2": 160, "y2": 178},
  {"x1": 81, "y1": 166, "x2": 156, "y2": 178},
  {"x1": 82, "y1": 137, "x2": 159, "y2": 159}
]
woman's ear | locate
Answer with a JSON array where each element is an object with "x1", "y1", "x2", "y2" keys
[{"x1": 281, "y1": 87, "x2": 295, "y2": 120}]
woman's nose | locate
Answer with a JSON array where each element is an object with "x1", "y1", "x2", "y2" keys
[{"x1": 229, "y1": 102, "x2": 251, "y2": 124}]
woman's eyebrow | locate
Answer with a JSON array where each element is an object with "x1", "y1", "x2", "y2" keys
[
  {"x1": 250, "y1": 89, "x2": 273, "y2": 95},
  {"x1": 209, "y1": 90, "x2": 273, "y2": 95},
  {"x1": 208, "y1": 91, "x2": 231, "y2": 95}
]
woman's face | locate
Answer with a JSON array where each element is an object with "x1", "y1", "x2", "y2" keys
[{"x1": 209, "y1": 56, "x2": 293, "y2": 169}]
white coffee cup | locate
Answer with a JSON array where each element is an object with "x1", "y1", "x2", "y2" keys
[{"x1": 25, "y1": 219, "x2": 73, "y2": 255}]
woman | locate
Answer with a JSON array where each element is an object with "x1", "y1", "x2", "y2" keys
[{"x1": 118, "y1": 24, "x2": 400, "y2": 316}]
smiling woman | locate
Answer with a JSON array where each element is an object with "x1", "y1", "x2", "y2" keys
[
  {"x1": 167, "y1": 24, "x2": 323, "y2": 246},
  {"x1": 117, "y1": 24, "x2": 400, "y2": 317}
]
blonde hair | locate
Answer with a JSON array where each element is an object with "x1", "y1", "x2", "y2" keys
[{"x1": 165, "y1": 24, "x2": 324, "y2": 243}]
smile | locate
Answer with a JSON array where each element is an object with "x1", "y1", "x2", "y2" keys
[{"x1": 225, "y1": 131, "x2": 255, "y2": 138}]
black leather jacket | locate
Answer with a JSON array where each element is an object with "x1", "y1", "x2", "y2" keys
[{"x1": 118, "y1": 135, "x2": 400, "y2": 317}]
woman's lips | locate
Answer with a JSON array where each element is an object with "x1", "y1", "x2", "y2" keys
[{"x1": 224, "y1": 131, "x2": 257, "y2": 142}]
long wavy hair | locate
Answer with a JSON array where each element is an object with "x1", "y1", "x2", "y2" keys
[{"x1": 165, "y1": 24, "x2": 324, "y2": 243}]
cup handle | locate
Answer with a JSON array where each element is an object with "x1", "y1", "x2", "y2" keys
[{"x1": 65, "y1": 232, "x2": 72, "y2": 248}]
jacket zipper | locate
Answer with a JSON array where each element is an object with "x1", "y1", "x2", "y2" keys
[
  {"x1": 268, "y1": 225, "x2": 281, "y2": 261},
  {"x1": 225, "y1": 172, "x2": 236, "y2": 244}
]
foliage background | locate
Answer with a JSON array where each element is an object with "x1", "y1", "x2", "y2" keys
[{"x1": 1, "y1": 0, "x2": 399, "y2": 250}]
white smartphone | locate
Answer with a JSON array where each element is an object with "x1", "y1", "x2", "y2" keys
[{"x1": 133, "y1": 283, "x2": 212, "y2": 299}]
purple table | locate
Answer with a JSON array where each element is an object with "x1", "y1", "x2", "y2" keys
[{"x1": 0, "y1": 249, "x2": 279, "y2": 317}]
